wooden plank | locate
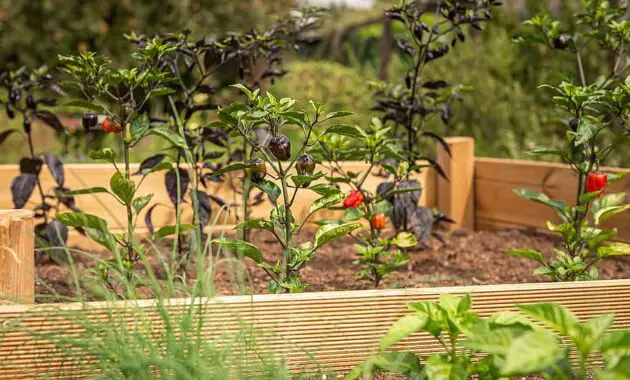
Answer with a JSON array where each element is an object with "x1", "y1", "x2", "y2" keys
[
  {"x1": 437, "y1": 137, "x2": 474, "y2": 230},
  {"x1": 0, "y1": 210, "x2": 34, "y2": 303},
  {"x1": 0, "y1": 163, "x2": 437, "y2": 248},
  {"x1": 474, "y1": 157, "x2": 630, "y2": 240},
  {"x1": 0, "y1": 280, "x2": 628, "y2": 378}
]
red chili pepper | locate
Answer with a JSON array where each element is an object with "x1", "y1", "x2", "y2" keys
[
  {"x1": 586, "y1": 172, "x2": 607, "y2": 196},
  {"x1": 370, "y1": 213, "x2": 386, "y2": 230},
  {"x1": 343, "y1": 190, "x2": 365, "y2": 208},
  {"x1": 102, "y1": 118, "x2": 113, "y2": 134}
]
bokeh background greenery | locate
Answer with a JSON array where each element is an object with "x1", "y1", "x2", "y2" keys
[{"x1": 0, "y1": 0, "x2": 625, "y2": 165}]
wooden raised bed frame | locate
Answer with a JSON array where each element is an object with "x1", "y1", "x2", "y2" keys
[
  {"x1": 1, "y1": 136, "x2": 630, "y2": 377},
  {"x1": 0, "y1": 280, "x2": 629, "y2": 378}
]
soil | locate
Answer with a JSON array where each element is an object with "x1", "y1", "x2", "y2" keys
[{"x1": 34, "y1": 226, "x2": 630, "y2": 303}]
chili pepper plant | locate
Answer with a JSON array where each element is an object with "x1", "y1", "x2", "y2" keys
[
  {"x1": 210, "y1": 86, "x2": 361, "y2": 293},
  {"x1": 130, "y1": 9, "x2": 324, "y2": 249},
  {"x1": 371, "y1": 0, "x2": 501, "y2": 242},
  {"x1": 507, "y1": 0, "x2": 630, "y2": 281},
  {"x1": 315, "y1": 118, "x2": 421, "y2": 287},
  {"x1": 0, "y1": 66, "x2": 82, "y2": 253},
  {"x1": 54, "y1": 43, "x2": 203, "y2": 291},
  {"x1": 348, "y1": 295, "x2": 630, "y2": 379}
]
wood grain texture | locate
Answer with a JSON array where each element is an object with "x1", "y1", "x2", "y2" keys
[
  {"x1": 0, "y1": 162, "x2": 436, "y2": 249},
  {"x1": 437, "y1": 137, "x2": 475, "y2": 231},
  {"x1": 0, "y1": 279, "x2": 629, "y2": 378},
  {"x1": 0, "y1": 210, "x2": 34, "y2": 303},
  {"x1": 475, "y1": 157, "x2": 630, "y2": 240}
]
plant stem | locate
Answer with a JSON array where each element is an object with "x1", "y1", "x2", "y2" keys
[
  {"x1": 278, "y1": 162, "x2": 292, "y2": 291},
  {"x1": 122, "y1": 136, "x2": 134, "y2": 265}
]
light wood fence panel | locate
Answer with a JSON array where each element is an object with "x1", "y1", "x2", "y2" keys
[
  {"x1": 475, "y1": 157, "x2": 630, "y2": 240},
  {"x1": 0, "y1": 279, "x2": 629, "y2": 378}
]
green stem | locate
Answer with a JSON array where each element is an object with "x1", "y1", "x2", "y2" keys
[
  {"x1": 278, "y1": 162, "x2": 293, "y2": 291},
  {"x1": 122, "y1": 136, "x2": 134, "y2": 266}
]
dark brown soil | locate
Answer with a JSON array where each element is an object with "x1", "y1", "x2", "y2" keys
[{"x1": 34, "y1": 227, "x2": 630, "y2": 302}]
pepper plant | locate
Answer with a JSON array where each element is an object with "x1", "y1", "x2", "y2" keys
[
  {"x1": 0, "y1": 66, "x2": 81, "y2": 251},
  {"x1": 507, "y1": 0, "x2": 630, "y2": 281},
  {"x1": 348, "y1": 295, "x2": 630, "y2": 379},
  {"x1": 210, "y1": 86, "x2": 361, "y2": 293},
  {"x1": 315, "y1": 118, "x2": 423, "y2": 287},
  {"x1": 370, "y1": 0, "x2": 501, "y2": 242},
  {"x1": 54, "y1": 42, "x2": 201, "y2": 290}
]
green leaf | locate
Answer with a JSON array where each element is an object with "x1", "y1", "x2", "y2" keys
[
  {"x1": 308, "y1": 184, "x2": 342, "y2": 197},
  {"x1": 150, "y1": 127, "x2": 188, "y2": 149},
  {"x1": 290, "y1": 172, "x2": 324, "y2": 188},
  {"x1": 62, "y1": 100, "x2": 104, "y2": 112},
  {"x1": 132, "y1": 194, "x2": 153, "y2": 215},
  {"x1": 89, "y1": 148, "x2": 117, "y2": 164},
  {"x1": 514, "y1": 188, "x2": 568, "y2": 219},
  {"x1": 110, "y1": 172, "x2": 136, "y2": 205},
  {"x1": 153, "y1": 224, "x2": 195, "y2": 239},
  {"x1": 465, "y1": 326, "x2": 518, "y2": 355},
  {"x1": 505, "y1": 249, "x2": 545, "y2": 264},
  {"x1": 314, "y1": 222, "x2": 362, "y2": 248},
  {"x1": 63, "y1": 187, "x2": 109, "y2": 195},
  {"x1": 392, "y1": 232, "x2": 417, "y2": 248},
  {"x1": 130, "y1": 113, "x2": 150, "y2": 141},
  {"x1": 380, "y1": 314, "x2": 428, "y2": 351},
  {"x1": 212, "y1": 162, "x2": 253, "y2": 176},
  {"x1": 230, "y1": 84, "x2": 254, "y2": 100},
  {"x1": 425, "y1": 355, "x2": 468, "y2": 380},
  {"x1": 85, "y1": 228, "x2": 118, "y2": 253},
  {"x1": 500, "y1": 330, "x2": 561, "y2": 376},
  {"x1": 346, "y1": 352, "x2": 423, "y2": 380},
  {"x1": 323, "y1": 111, "x2": 353, "y2": 120},
  {"x1": 593, "y1": 193, "x2": 626, "y2": 214},
  {"x1": 212, "y1": 237, "x2": 263, "y2": 264},
  {"x1": 600, "y1": 242, "x2": 630, "y2": 257},
  {"x1": 148, "y1": 87, "x2": 176, "y2": 97},
  {"x1": 252, "y1": 179, "x2": 281, "y2": 204},
  {"x1": 234, "y1": 219, "x2": 275, "y2": 233},
  {"x1": 56, "y1": 212, "x2": 108, "y2": 233},
  {"x1": 309, "y1": 192, "x2": 345, "y2": 214},
  {"x1": 373, "y1": 200, "x2": 393, "y2": 216},
  {"x1": 517, "y1": 303, "x2": 578, "y2": 337},
  {"x1": 321, "y1": 124, "x2": 366, "y2": 139},
  {"x1": 572, "y1": 314, "x2": 614, "y2": 356},
  {"x1": 343, "y1": 207, "x2": 362, "y2": 221},
  {"x1": 600, "y1": 330, "x2": 630, "y2": 358},
  {"x1": 594, "y1": 204, "x2": 630, "y2": 225}
]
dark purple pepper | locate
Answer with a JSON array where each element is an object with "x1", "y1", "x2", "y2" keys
[
  {"x1": 269, "y1": 135, "x2": 291, "y2": 161},
  {"x1": 26, "y1": 94, "x2": 36, "y2": 110},
  {"x1": 6, "y1": 105, "x2": 14, "y2": 119},
  {"x1": 553, "y1": 34, "x2": 571, "y2": 50},
  {"x1": 23, "y1": 118, "x2": 31, "y2": 134},
  {"x1": 9, "y1": 88, "x2": 20, "y2": 105},
  {"x1": 295, "y1": 154, "x2": 315, "y2": 187},
  {"x1": 569, "y1": 117, "x2": 579, "y2": 132},
  {"x1": 248, "y1": 158, "x2": 267, "y2": 183},
  {"x1": 82, "y1": 112, "x2": 98, "y2": 130}
]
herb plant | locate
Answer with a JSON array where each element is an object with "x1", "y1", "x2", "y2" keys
[
  {"x1": 371, "y1": 0, "x2": 501, "y2": 242},
  {"x1": 0, "y1": 66, "x2": 79, "y2": 251},
  {"x1": 348, "y1": 295, "x2": 630, "y2": 379},
  {"x1": 211, "y1": 86, "x2": 361, "y2": 293},
  {"x1": 507, "y1": 0, "x2": 630, "y2": 281}
]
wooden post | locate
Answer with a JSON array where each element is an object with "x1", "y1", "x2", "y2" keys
[
  {"x1": 437, "y1": 137, "x2": 475, "y2": 231},
  {"x1": 0, "y1": 210, "x2": 34, "y2": 302}
]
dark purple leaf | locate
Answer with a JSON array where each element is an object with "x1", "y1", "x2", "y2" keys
[
  {"x1": 145, "y1": 204, "x2": 159, "y2": 236},
  {"x1": 35, "y1": 110, "x2": 65, "y2": 133},
  {"x1": 134, "y1": 154, "x2": 166, "y2": 175},
  {"x1": 165, "y1": 168, "x2": 190, "y2": 205},
  {"x1": 419, "y1": 156, "x2": 448, "y2": 181},
  {"x1": 0, "y1": 129, "x2": 18, "y2": 148},
  {"x1": 422, "y1": 132, "x2": 451, "y2": 157},
  {"x1": 422, "y1": 80, "x2": 450, "y2": 89},
  {"x1": 195, "y1": 191, "x2": 212, "y2": 226},
  {"x1": 45, "y1": 218, "x2": 69, "y2": 247},
  {"x1": 207, "y1": 194, "x2": 225, "y2": 207},
  {"x1": 43, "y1": 152, "x2": 64, "y2": 186},
  {"x1": 11, "y1": 173, "x2": 37, "y2": 208},
  {"x1": 20, "y1": 157, "x2": 43, "y2": 175},
  {"x1": 55, "y1": 186, "x2": 80, "y2": 211}
]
